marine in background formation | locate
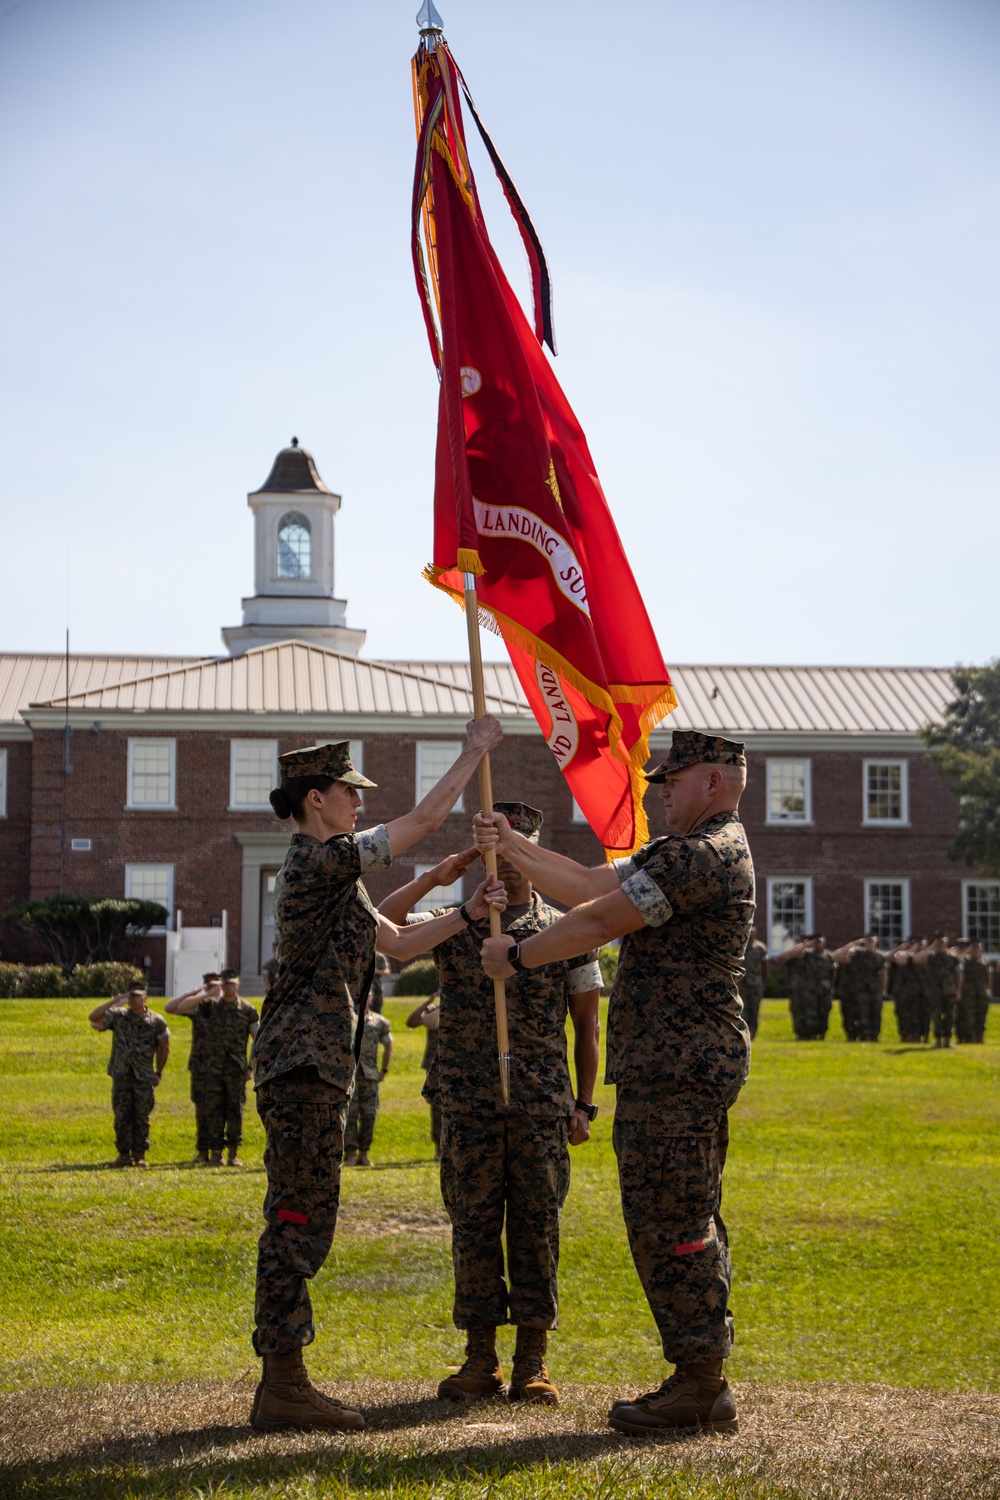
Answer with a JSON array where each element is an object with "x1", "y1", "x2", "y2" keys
[
  {"x1": 344, "y1": 978, "x2": 392, "y2": 1168},
  {"x1": 381, "y1": 811, "x2": 601, "y2": 1408},
  {"x1": 479, "y1": 732, "x2": 753, "y2": 1438},
  {"x1": 954, "y1": 940, "x2": 992, "y2": 1043},
  {"x1": 169, "y1": 970, "x2": 221, "y2": 1161},
  {"x1": 89, "y1": 980, "x2": 169, "y2": 1168},
  {"x1": 887, "y1": 940, "x2": 929, "y2": 1043},
  {"x1": 918, "y1": 934, "x2": 962, "y2": 1049},
  {"x1": 167, "y1": 971, "x2": 259, "y2": 1164},
  {"x1": 738, "y1": 928, "x2": 768, "y2": 1039},
  {"x1": 406, "y1": 990, "x2": 442, "y2": 1158},
  {"x1": 830, "y1": 935, "x2": 886, "y2": 1042},
  {"x1": 774, "y1": 936, "x2": 835, "y2": 1040},
  {"x1": 248, "y1": 721, "x2": 503, "y2": 1435}
]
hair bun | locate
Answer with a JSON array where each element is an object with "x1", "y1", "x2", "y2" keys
[{"x1": 269, "y1": 787, "x2": 292, "y2": 819}]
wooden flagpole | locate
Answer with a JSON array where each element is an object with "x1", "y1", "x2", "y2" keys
[{"x1": 463, "y1": 570, "x2": 510, "y2": 1103}]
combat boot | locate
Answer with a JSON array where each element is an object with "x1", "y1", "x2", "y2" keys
[
  {"x1": 356, "y1": 1151, "x2": 372, "y2": 1168},
  {"x1": 208, "y1": 1150, "x2": 223, "y2": 1166},
  {"x1": 132, "y1": 1155, "x2": 149, "y2": 1169},
  {"x1": 508, "y1": 1327, "x2": 558, "y2": 1405},
  {"x1": 608, "y1": 1358, "x2": 738, "y2": 1436},
  {"x1": 251, "y1": 1349, "x2": 365, "y2": 1433},
  {"x1": 437, "y1": 1327, "x2": 505, "y2": 1400},
  {"x1": 192, "y1": 1151, "x2": 210, "y2": 1165},
  {"x1": 343, "y1": 1148, "x2": 358, "y2": 1167},
  {"x1": 227, "y1": 1148, "x2": 241, "y2": 1166},
  {"x1": 111, "y1": 1153, "x2": 132, "y2": 1169}
]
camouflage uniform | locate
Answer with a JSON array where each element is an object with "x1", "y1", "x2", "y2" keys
[
  {"x1": 956, "y1": 955, "x2": 991, "y2": 1043},
  {"x1": 890, "y1": 956, "x2": 922, "y2": 1043},
  {"x1": 102, "y1": 1007, "x2": 170, "y2": 1157},
  {"x1": 414, "y1": 895, "x2": 600, "y2": 1329},
  {"x1": 262, "y1": 956, "x2": 280, "y2": 988},
  {"x1": 345, "y1": 1010, "x2": 391, "y2": 1155},
  {"x1": 913, "y1": 954, "x2": 934, "y2": 1042},
  {"x1": 738, "y1": 938, "x2": 767, "y2": 1039},
  {"x1": 608, "y1": 807, "x2": 754, "y2": 1365},
  {"x1": 786, "y1": 951, "x2": 835, "y2": 1040},
  {"x1": 188, "y1": 1004, "x2": 212, "y2": 1154},
  {"x1": 924, "y1": 950, "x2": 961, "y2": 1045},
  {"x1": 194, "y1": 997, "x2": 260, "y2": 1151},
  {"x1": 837, "y1": 948, "x2": 886, "y2": 1042},
  {"x1": 422, "y1": 1020, "x2": 442, "y2": 1150},
  {"x1": 251, "y1": 820, "x2": 391, "y2": 1355}
]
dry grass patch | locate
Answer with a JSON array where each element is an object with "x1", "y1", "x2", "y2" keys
[{"x1": 0, "y1": 1378, "x2": 997, "y2": 1499}]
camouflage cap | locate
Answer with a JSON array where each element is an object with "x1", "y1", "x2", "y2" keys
[
  {"x1": 645, "y1": 730, "x2": 746, "y2": 782},
  {"x1": 277, "y1": 740, "x2": 376, "y2": 789},
  {"x1": 493, "y1": 800, "x2": 543, "y2": 841}
]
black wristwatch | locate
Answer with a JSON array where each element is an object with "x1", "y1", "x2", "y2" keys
[
  {"x1": 507, "y1": 941, "x2": 530, "y2": 973},
  {"x1": 458, "y1": 902, "x2": 475, "y2": 925},
  {"x1": 574, "y1": 1099, "x2": 599, "y2": 1121}
]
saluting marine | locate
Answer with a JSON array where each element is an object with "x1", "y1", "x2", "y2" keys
[
  {"x1": 167, "y1": 970, "x2": 259, "y2": 1165},
  {"x1": 89, "y1": 980, "x2": 169, "y2": 1168}
]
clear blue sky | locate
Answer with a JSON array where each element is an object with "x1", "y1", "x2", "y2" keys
[{"x1": 1, "y1": 0, "x2": 997, "y2": 667}]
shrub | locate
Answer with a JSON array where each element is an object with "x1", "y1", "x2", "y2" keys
[
  {"x1": 0, "y1": 896, "x2": 167, "y2": 972},
  {"x1": 598, "y1": 943, "x2": 619, "y2": 993},
  {"x1": 69, "y1": 962, "x2": 146, "y2": 998},
  {"x1": 0, "y1": 961, "x2": 146, "y2": 999},
  {"x1": 17, "y1": 964, "x2": 69, "y2": 998},
  {"x1": 393, "y1": 959, "x2": 439, "y2": 996},
  {"x1": 0, "y1": 964, "x2": 27, "y2": 999}
]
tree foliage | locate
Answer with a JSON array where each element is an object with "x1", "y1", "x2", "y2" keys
[
  {"x1": 921, "y1": 660, "x2": 1000, "y2": 877},
  {"x1": 0, "y1": 897, "x2": 168, "y2": 974}
]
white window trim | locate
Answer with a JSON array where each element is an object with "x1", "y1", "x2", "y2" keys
[
  {"x1": 862, "y1": 758, "x2": 909, "y2": 827},
  {"x1": 863, "y1": 877, "x2": 910, "y2": 946},
  {"x1": 125, "y1": 863, "x2": 175, "y2": 932},
  {"x1": 0, "y1": 747, "x2": 7, "y2": 818},
  {"x1": 126, "y1": 738, "x2": 177, "y2": 811},
  {"x1": 415, "y1": 741, "x2": 464, "y2": 814},
  {"x1": 413, "y1": 861, "x2": 465, "y2": 913},
  {"x1": 765, "y1": 757, "x2": 813, "y2": 826},
  {"x1": 571, "y1": 797, "x2": 587, "y2": 825},
  {"x1": 962, "y1": 878, "x2": 1000, "y2": 959},
  {"x1": 766, "y1": 875, "x2": 813, "y2": 955},
  {"x1": 229, "y1": 739, "x2": 279, "y2": 811}
]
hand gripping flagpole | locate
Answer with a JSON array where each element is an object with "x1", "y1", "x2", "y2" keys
[{"x1": 463, "y1": 571, "x2": 511, "y2": 1105}]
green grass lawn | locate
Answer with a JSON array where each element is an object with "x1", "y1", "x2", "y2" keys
[{"x1": 1, "y1": 996, "x2": 998, "y2": 1499}]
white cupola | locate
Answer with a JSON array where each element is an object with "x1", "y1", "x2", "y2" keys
[{"x1": 223, "y1": 438, "x2": 366, "y2": 656}]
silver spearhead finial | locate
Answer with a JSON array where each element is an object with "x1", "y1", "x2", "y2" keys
[{"x1": 417, "y1": 1, "x2": 445, "y2": 37}]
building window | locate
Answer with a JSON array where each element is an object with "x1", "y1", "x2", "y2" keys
[
  {"x1": 0, "y1": 747, "x2": 6, "y2": 818},
  {"x1": 571, "y1": 797, "x2": 587, "y2": 824},
  {"x1": 230, "y1": 740, "x2": 278, "y2": 810},
  {"x1": 768, "y1": 878, "x2": 812, "y2": 953},
  {"x1": 416, "y1": 742, "x2": 464, "y2": 813},
  {"x1": 864, "y1": 879, "x2": 909, "y2": 950},
  {"x1": 413, "y1": 862, "x2": 464, "y2": 914},
  {"x1": 863, "y1": 760, "x2": 908, "y2": 825},
  {"x1": 964, "y1": 882, "x2": 1000, "y2": 953},
  {"x1": 766, "y1": 759, "x2": 811, "y2": 823},
  {"x1": 125, "y1": 863, "x2": 174, "y2": 928},
  {"x1": 127, "y1": 739, "x2": 176, "y2": 809},
  {"x1": 277, "y1": 511, "x2": 311, "y2": 579}
]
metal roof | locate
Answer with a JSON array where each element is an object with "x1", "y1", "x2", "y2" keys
[
  {"x1": 386, "y1": 661, "x2": 957, "y2": 736},
  {"x1": 21, "y1": 641, "x2": 526, "y2": 719},
  {"x1": 3, "y1": 645, "x2": 957, "y2": 735},
  {"x1": 253, "y1": 439, "x2": 333, "y2": 496},
  {"x1": 0, "y1": 653, "x2": 202, "y2": 728}
]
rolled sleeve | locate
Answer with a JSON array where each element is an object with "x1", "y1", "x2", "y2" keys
[
  {"x1": 406, "y1": 911, "x2": 437, "y2": 925},
  {"x1": 620, "y1": 867, "x2": 674, "y2": 927},
  {"x1": 613, "y1": 854, "x2": 637, "y2": 882},
  {"x1": 567, "y1": 959, "x2": 602, "y2": 994},
  {"x1": 356, "y1": 824, "x2": 393, "y2": 873}
]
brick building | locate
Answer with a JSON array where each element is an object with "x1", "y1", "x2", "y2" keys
[{"x1": 1, "y1": 442, "x2": 996, "y2": 985}]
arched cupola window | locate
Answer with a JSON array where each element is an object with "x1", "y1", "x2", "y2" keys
[{"x1": 277, "y1": 511, "x2": 311, "y2": 579}]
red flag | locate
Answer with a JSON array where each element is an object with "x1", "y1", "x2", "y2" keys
[{"x1": 412, "y1": 37, "x2": 676, "y2": 857}]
